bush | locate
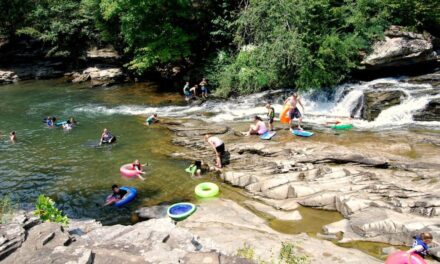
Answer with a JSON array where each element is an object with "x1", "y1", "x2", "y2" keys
[
  {"x1": 0, "y1": 196, "x2": 14, "y2": 224},
  {"x1": 34, "y1": 195, "x2": 69, "y2": 225}
]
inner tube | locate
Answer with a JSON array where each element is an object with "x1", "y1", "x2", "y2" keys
[
  {"x1": 331, "y1": 124, "x2": 353, "y2": 130},
  {"x1": 280, "y1": 104, "x2": 290, "y2": 124},
  {"x1": 110, "y1": 186, "x2": 137, "y2": 207},
  {"x1": 195, "y1": 182, "x2": 219, "y2": 198},
  {"x1": 385, "y1": 251, "x2": 426, "y2": 264},
  {"x1": 120, "y1": 163, "x2": 141, "y2": 178},
  {"x1": 167, "y1": 202, "x2": 196, "y2": 220}
]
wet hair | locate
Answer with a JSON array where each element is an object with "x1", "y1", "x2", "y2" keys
[
  {"x1": 254, "y1": 115, "x2": 263, "y2": 121},
  {"x1": 11, "y1": 131, "x2": 16, "y2": 135},
  {"x1": 111, "y1": 184, "x2": 118, "y2": 190},
  {"x1": 153, "y1": 113, "x2": 158, "y2": 117},
  {"x1": 421, "y1": 232, "x2": 433, "y2": 240}
]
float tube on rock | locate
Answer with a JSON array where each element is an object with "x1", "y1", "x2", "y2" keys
[
  {"x1": 195, "y1": 182, "x2": 219, "y2": 198},
  {"x1": 167, "y1": 202, "x2": 196, "y2": 221}
]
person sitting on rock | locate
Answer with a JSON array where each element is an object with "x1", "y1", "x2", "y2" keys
[
  {"x1": 243, "y1": 116, "x2": 268, "y2": 136},
  {"x1": 406, "y1": 232, "x2": 440, "y2": 262}
]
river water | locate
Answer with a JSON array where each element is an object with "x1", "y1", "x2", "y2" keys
[
  {"x1": 0, "y1": 80, "x2": 219, "y2": 224},
  {"x1": 1, "y1": 78, "x2": 439, "y2": 258}
]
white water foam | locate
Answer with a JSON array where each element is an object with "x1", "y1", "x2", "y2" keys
[{"x1": 73, "y1": 77, "x2": 439, "y2": 130}]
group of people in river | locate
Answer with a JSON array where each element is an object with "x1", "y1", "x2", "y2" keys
[{"x1": 183, "y1": 78, "x2": 209, "y2": 101}]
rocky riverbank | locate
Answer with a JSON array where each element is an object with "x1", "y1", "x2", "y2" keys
[{"x1": 166, "y1": 119, "x2": 440, "y2": 261}]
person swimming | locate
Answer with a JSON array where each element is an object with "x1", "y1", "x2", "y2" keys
[
  {"x1": 243, "y1": 116, "x2": 268, "y2": 136},
  {"x1": 9, "y1": 131, "x2": 16, "y2": 143},
  {"x1": 99, "y1": 128, "x2": 116, "y2": 145}
]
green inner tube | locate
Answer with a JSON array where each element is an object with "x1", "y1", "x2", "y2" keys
[
  {"x1": 195, "y1": 182, "x2": 219, "y2": 198},
  {"x1": 332, "y1": 124, "x2": 353, "y2": 130}
]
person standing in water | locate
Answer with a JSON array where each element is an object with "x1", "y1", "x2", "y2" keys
[
  {"x1": 183, "y1": 81, "x2": 191, "y2": 101},
  {"x1": 284, "y1": 92, "x2": 304, "y2": 130},
  {"x1": 205, "y1": 134, "x2": 225, "y2": 169},
  {"x1": 189, "y1": 84, "x2": 199, "y2": 98},
  {"x1": 99, "y1": 128, "x2": 116, "y2": 145},
  {"x1": 9, "y1": 131, "x2": 16, "y2": 143},
  {"x1": 200, "y1": 78, "x2": 209, "y2": 99},
  {"x1": 265, "y1": 103, "x2": 275, "y2": 131}
]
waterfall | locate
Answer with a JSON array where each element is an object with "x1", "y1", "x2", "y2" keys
[{"x1": 74, "y1": 77, "x2": 439, "y2": 130}]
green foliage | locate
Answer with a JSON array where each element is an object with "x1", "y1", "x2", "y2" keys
[
  {"x1": 0, "y1": 196, "x2": 14, "y2": 224},
  {"x1": 236, "y1": 243, "x2": 255, "y2": 260},
  {"x1": 279, "y1": 242, "x2": 309, "y2": 264},
  {"x1": 0, "y1": 0, "x2": 32, "y2": 38},
  {"x1": 16, "y1": 0, "x2": 97, "y2": 58},
  {"x1": 34, "y1": 195, "x2": 69, "y2": 225},
  {"x1": 236, "y1": 242, "x2": 309, "y2": 264},
  {"x1": 211, "y1": 0, "x2": 392, "y2": 96}
]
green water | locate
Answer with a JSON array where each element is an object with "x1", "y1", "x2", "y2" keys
[{"x1": 0, "y1": 80, "x2": 210, "y2": 224}]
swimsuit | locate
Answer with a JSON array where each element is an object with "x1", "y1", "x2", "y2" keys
[
  {"x1": 268, "y1": 107, "x2": 275, "y2": 124},
  {"x1": 289, "y1": 107, "x2": 301, "y2": 119},
  {"x1": 257, "y1": 121, "x2": 268, "y2": 135}
]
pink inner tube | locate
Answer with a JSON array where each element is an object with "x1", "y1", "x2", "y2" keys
[
  {"x1": 120, "y1": 163, "x2": 141, "y2": 178},
  {"x1": 385, "y1": 251, "x2": 427, "y2": 264}
]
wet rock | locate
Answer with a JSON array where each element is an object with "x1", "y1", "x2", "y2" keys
[
  {"x1": 0, "y1": 70, "x2": 17, "y2": 84},
  {"x1": 135, "y1": 205, "x2": 168, "y2": 220},
  {"x1": 362, "y1": 26, "x2": 437, "y2": 70},
  {"x1": 407, "y1": 71, "x2": 440, "y2": 88},
  {"x1": 413, "y1": 98, "x2": 440, "y2": 122},
  {"x1": 244, "y1": 200, "x2": 302, "y2": 221},
  {"x1": 361, "y1": 90, "x2": 407, "y2": 121}
]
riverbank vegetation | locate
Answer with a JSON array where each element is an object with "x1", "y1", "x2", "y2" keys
[{"x1": 0, "y1": 0, "x2": 438, "y2": 95}]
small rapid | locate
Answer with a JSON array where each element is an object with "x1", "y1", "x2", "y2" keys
[{"x1": 74, "y1": 77, "x2": 440, "y2": 130}]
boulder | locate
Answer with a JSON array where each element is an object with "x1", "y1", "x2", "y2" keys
[
  {"x1": 135, "y1": 205, "x2": 168, "y2": 220},
  {"x1": 362, "y1": 26, "x2": 437, "y2": 70},
  {"x1": 361, "y1": 90, "x2": 407, "y2": 121},
  {"x1": 71, "y1": 67, "x2": 126, "y2": 87},
  {"x1": 413, "y1": 98, "x2": 440, "y2": 122},
  {"x1": 0, "y1": 70, "x2": 17, "y2": 84}
]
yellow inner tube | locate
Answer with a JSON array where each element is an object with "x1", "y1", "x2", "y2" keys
[{"x1": 195, "y1": 182, "x2": 219, "y2": 198}]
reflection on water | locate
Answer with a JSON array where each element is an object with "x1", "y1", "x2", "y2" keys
[{"x1": 0, "y1": 80, "x2": 201, "y2": 225}]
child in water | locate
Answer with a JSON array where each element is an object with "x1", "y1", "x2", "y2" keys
[
  {"x1": 146, "y1": 114, "x2": 159, "y2": 126},
  {"x1": 266, "y1": 103, "x2": 275, "y2": 131},
  {"x1": 406, "y1": 232, "x2": 440, "y2": 261},
  {"x1": 132, "y1": 159, "x2": 147, "y2": 181},
  {"x1": 104, "y1": 184, "x2": 128, "y2": 206}
]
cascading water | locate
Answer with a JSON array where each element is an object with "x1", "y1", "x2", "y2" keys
[{"x1": 74, "y1": 77, "x2": 439, "y2": 130}]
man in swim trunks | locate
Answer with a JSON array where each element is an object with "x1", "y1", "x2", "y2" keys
[
  {"x1": 205, "y1": 134, "x2": 225, "y2": 168},
  {"x1": 183, "y1": 81, "x2": 191, "y2": 101},
  {"x1": 284, "y1": 92, "x2": 304, "y2": 130},
  {"x1": 200, "y1": 78, "x2": 208, "y2": 99}
]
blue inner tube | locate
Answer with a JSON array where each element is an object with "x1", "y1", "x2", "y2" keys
[
  {"x1": 167, "y1": 202, "x2": 196, "y2": 219},
  {"x1": 114, "y1": 186, "x2": 137, "y2": 207}
]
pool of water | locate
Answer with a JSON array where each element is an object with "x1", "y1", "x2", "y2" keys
[{"x1": 0, "y1": 80, "x2": 212, "y2": 225}]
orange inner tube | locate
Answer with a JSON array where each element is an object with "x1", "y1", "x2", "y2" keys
[{"x1": 280, "y1": 104, "x2": 291, "y2": 124}]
